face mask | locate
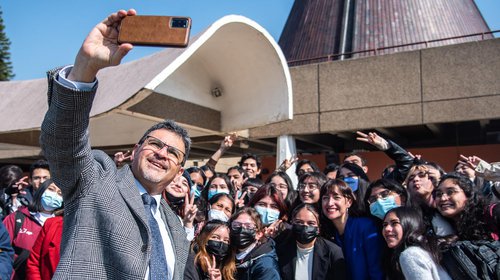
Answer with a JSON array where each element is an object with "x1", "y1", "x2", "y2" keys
[
  {"x1": 41, "y1": 190, "x2": 63, "y2": 211},
  {"x1": 208, "y1": 189, "x2": 230, "y2": 200},
  {"x1": 343, "y1": 177, "x2": 359, "y2": 192},
  {"x1": 370, "y1": 196, "x2": 399, "y2": 219},
  {"x1": 206, "y1": 240, "x2": 229, "y2": 260},
  {"x1": 165, "y1": 192, "x2": 185, "y2": 209},
  {"x1": 292, "y1": 224, "x2": 319, "y2": 244},
  {"x1": 255, "y1": 206, "x2": 280, "y2": 225},
  {"x1": 191, "y1": 184, "x2": 202, "y2": 199},
  {"x1": 230, "y1": 227, "x2": 256, "y2": 249},
  {"x1": 208, "y1": 209, "x2": 229, "y2": 222}
]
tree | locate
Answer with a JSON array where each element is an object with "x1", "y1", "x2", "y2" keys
[{"x1": 0, "y1": 7, "x2": 14, "y2": 81}]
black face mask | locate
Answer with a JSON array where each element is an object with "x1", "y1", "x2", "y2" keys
[
  {"x1": 230, "y1": 227, "x2": 256, "y2": 249},
  {"x1": 292, "y1": 224, "x2": 319, "y2": 245},
  {"x1": 165, "y1": 192, "x2": 185, "y2": 209},
  {"x1": 206, "y1": 240, "x2": 229, "y2": 260}
]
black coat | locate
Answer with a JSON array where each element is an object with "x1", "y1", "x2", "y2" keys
[{"x1": 276, "y1": 233, "x2": 347, "y2": 280}]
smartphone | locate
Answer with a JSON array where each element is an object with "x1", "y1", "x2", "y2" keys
[{"x1": 118, "y1": 16, "x2": 191, "y2": 47}]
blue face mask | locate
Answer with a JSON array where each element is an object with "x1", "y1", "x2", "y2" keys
[
  {"x1": 255, "y1": 206, "x2": 280, "y2": 225},
  {"x1": 208, "y1": 189, "x2": 230, "y2": 200},
  {"x1": 191, "y1": 184, "x2": 202, "y2": 199},
  {"x1": 369, "y1": 196, "x2": 399, "y2": 219},
  {"x1": 41, "y1": 190, "x2": 63, "y2": 211},
  {"x1": 208, "y1": 209, "x2": 229, "y2": 222},
  {"x1": 343, "y1": 177, "x2": 359, "y2": 192}
]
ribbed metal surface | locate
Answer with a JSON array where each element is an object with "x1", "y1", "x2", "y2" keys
[
  {"x1": 278, "y1": 0, "x2": 344, "y2": 64},
  {"x1": 280, "y1": 0, "x2": 493, "y2": 64},
  {"x1": 352, "y1": 0, "x2": 493, "y2": 57}
]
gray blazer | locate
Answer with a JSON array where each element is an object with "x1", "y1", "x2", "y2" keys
[{"x1": 40, "y1": 68, "x2": 189, "y2": 279}]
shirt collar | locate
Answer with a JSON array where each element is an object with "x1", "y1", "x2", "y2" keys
[{"x1": 134, "y1": 179, "x2": 162, "y2": 213}]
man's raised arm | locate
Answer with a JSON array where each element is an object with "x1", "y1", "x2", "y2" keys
[{"x1": 39, "y1": 9, "x2": 136, "y2": 197}]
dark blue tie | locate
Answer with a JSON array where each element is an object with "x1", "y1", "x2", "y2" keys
[{"x1": 142, "y1": 193, "x2": 169, "y2": 280}]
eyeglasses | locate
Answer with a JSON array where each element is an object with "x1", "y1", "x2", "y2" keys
[
  {"x1": 298, "y1": 182, "x2": 320, "y2": 191},
  {"x1": 231, "y1": 221, "x2": 256, "y2": 230},
  {"x1": 367, "y1": 189, "x2": 396, "y2": 204},
  {"x1": 433, "y1": 188, "x2": 462, "y2": 199},
  {"x1": 407, "y1": 171, "x2": 429, "y2": 181},
  {"x1": 270, "y1": 183, "x2": 288, "y2": 191},
  {"x1": 143, "y1": 135, "x2": 185, "y2": 165}
]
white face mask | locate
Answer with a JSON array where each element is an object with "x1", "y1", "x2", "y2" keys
[{"x1": 207, "y1": 208, "x2": 229, "y2": 222}]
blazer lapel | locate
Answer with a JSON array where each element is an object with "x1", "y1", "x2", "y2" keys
[
  {"x1": 312, "y1": 239, "x2": 327, "y2": 280},
  {"x1": 116, "y1": 166, "x2": 149, "y2": 227}
]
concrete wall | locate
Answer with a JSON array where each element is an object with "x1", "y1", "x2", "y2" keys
[{"x1": 250, "y1": 38, "x2": 500, "y2": 138}]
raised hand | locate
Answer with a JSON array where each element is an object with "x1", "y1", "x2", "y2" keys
[
  {"x1": 356, "y1": 131, "x2": 389, "y2": 150},
  {"x1": 278, "y1": 154, "x2": 298, "y2": 172},
  {"x1": 220, "y1": 133, "x2": 237, "y2": 151},
  {"x1": 114, "y1": 150, "x2": 132, "y2": 166},
  {"x1": 203, "y1": 255, "x2": 222, "y2": 280},
  {"x1": 234, "y1": 191, "x2": 247, "y2": 208},
  {"x1": 8, "y1": 176, "x2": 30, "y2": 196},
  {"x1": 264, "y1": 219, "x2": 283, "y2": 239},
  {"x1": 183, "y1": 191, "x2": 198, "y2": 228},
  {"x1": 459, "y1": 154, "x2": 482, "y2": 169},
  {"x1": 69, "y1": 9, "x2": 137, "y2": 83}
]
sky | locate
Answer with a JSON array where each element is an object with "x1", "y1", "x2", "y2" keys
[{"x1": 2, "y1": 0, "x2": 499, "y2": 81}]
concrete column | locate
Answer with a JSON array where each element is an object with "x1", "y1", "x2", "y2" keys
[{"x1": 277, "y1": 135, "x2": 298, "y2": 189}]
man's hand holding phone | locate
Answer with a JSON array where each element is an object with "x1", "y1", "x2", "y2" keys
[{"x1": 69, "y1": 9, "x2": 137, "y2": 83}]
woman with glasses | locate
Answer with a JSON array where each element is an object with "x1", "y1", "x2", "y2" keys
[
  {"x1": 276, "y1": 203, "x2": 346, "y2": 280},
  {"x1": 364, "y1": 179, "x2": 409, "y2": 220},
  {"x1": 265, "y1": 171, "x2": 297, "y2": 212},
  {"x1": 229, "y1": 207, "x2": 280, "y2": 280},
  {"x1": 320, "y1": 179, "x2": 385, "y2": 280},
  {"x1": 404, "y1": 165, "x2": 454, "y2": 237},
  {"x1": 382, "y1": 207, "x2": 451, "y2": 280},
  {"x1": 435, "y1": 173, "x2": 499, "y2": 241},
  {"x1": 185, "y1": 220, "x2": 236, "y2": 280},
  {"x1": 297, "y1": 172, "x2": 327, "y2": 205},
  {"x1": 337, "y1": 162, "x2": 370, "y2": 216}
]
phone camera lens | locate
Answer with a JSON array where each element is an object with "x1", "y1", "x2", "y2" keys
[{"x1": 172, "y1": 18, "x2": 188, "y2": 28}]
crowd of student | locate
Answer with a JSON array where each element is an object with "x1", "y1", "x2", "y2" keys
[{"x1": 0, "y1": 131, "x2": 498, "y2": 280}]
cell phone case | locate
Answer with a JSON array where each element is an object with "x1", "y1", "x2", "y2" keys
[{"x1": 118, "y1": 16, "x2": 191, "y2": 47}]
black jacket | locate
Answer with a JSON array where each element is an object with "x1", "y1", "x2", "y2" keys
[
  {"x1": 236, "y1": 238, "x2": 280, "y2": 280},
  {"x1": 276, "y1": 232, "x2": 347, "y2": 280}
]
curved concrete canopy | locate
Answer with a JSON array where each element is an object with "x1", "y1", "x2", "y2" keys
[{"x1": 0, "y1": 15, "x2": 292, "y2": 159}]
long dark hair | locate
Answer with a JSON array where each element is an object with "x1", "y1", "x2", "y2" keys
[
  {"x1": 383, "y1": 207, "x2": 441, "y2": 279},
  {"x1": 28, "y1": 179, "x2": 62, "y2": 213},
  {"x1": 437, "y1": 173, "x2": 492, "y2": 241}
]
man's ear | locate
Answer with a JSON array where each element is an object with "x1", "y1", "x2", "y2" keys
[
  {"x1": 131, "y1": 144, "x2": 140, "y2": 161},
  {"x1": 362, "y1": 166, "x2": 368, "y2": 174},
  {"x1": 256, "y1": 168, "x2": 262, "y2": 175},
  {"x1": 177, "y1": 167, "x2": 185, "y2": 177}
]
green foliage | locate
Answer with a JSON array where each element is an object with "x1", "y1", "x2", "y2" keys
[{"x1": 0, "y1": 7, "x2": 14, "y2": 81}]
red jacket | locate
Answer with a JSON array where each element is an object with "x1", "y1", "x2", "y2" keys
[
  {"x1": 26, "y1": 216, "x2": 63, "y2": 280},
  {"x1": 2, "y1": 206, "x2": 43, "y2": 279}
]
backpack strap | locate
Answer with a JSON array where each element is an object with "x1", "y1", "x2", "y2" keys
[
  {"x1": 12, "y1": 210, "x2": 31, "y2": 273},
  {"x1": 13, "y1": 210, "x2": 25, "y2": 240}
]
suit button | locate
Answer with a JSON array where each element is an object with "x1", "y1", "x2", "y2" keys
[{"x1": 141, "y1": 245, "x2": 148, "y2": 252}]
